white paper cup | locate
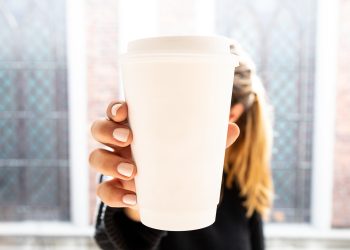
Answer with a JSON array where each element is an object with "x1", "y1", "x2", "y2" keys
[{"x1": 120, "y1": 36, "x2": 239, "y2": 231}]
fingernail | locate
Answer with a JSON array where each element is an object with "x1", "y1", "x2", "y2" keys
[
  {"x1": 113, "y1": 128, "x2": 129, "y2": 142},
  {"x1": 122, "y1": 194, "x2": 137, "y2": 205},
  {"x1": 111, "y1": 103, "x2": 122, "y2": 117},
  {"x1": 117, "y1": 162, "x2": 134, "y2": 177}
]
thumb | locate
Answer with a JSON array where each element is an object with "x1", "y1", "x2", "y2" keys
[{"x1": 226, "y1": 122, "x2": 240, "y2": 148}]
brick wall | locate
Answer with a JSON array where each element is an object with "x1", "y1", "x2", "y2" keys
[
  {"x1": 332, "y1": 0, "x2": 350, "y2": 228},
  {"x1": 85, "y1": 0, "x2": 120, "y2": 223}
]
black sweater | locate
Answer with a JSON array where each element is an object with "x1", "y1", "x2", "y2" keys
[{"x1": 94, "y1": 173, "x2": 264, "y2": 250}]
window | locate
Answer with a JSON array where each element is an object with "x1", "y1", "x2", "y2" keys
[
  {"x1": 216, "y1": 0, "x2": 317, "y2": 223},
  {"x1": 0, "y1": 0, "x2": 70, "y2": 221}
]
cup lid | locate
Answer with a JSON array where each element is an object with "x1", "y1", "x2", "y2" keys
[{"x1": 127, "y1": 35, "x2": 236, "y2": 55}]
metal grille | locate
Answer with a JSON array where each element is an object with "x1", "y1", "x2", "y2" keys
[
  {"x1": 216, "y1": 0, "x2": 316, "y2": 222},
  {"x1": 0, "y1": 0, "x2": 69, "y2": 221}
]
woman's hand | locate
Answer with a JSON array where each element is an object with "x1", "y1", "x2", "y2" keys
[{"x1": 89, "y1": 100, "x2": 240, "y2": 222}]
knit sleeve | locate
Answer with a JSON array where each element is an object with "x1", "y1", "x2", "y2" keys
[
  {"x1": 248, "y1": 211, "x2": 265, "y2": 250},
  {"x1": 94, "y1": 202, "x2": 168, "y2": 250}
]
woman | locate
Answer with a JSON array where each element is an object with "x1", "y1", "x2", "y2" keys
[{"x1": 90, "y1": 42, "x2": 274, "y2": 250}]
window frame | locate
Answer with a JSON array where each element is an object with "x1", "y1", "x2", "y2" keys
[
  {"x1": 66, "y1": 0, "x2": 89, "y2": 228},
  {"x1": 0, "y1": 0, "x2": 91, "y2": 235},
  {"x1": 265, "y1": 0, "x2": 340, "y2": 232},
  {"x1": 195, "y1": 0, "x2": 344, "y2": 234},
  {"x1": 309, "y1": 0, "x2": 339, "y2": 230}
]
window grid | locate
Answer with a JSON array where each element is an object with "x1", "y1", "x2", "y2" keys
[
  {"x1": 0, "y1": 0, "x2": 69, "y2": 221},
  {"x1": 216, "y1": 0, "x2": 316, "y2": 223}
]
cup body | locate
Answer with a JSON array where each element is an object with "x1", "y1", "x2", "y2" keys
[{"x1": 120, "y1": 36, "x2": 238, "y2": 231}]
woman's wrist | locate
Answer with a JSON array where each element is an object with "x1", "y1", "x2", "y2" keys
[{"x1": 123, "y1": 207, "x2": 141, "y2": 222}]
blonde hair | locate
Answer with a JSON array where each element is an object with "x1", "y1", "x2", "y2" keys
[{"x1": 223, "y1": 42, "x2": 274, "y2": 218}]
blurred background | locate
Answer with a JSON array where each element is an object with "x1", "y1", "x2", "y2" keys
[{"x1": 0, "y1": 0, "x2": 349, "y2": 249}]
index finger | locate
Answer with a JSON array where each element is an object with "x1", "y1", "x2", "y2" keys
[{"x1": 106, "y1": 100, "x2": 128, "y2": 122}]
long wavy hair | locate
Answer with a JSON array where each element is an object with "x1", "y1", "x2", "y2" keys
[{"x1": 224, "y1": 41, "x2": 274, "y2": 218}]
